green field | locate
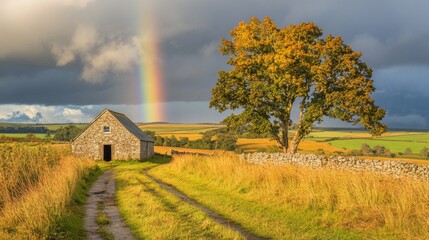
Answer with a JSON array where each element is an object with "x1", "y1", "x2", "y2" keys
[
  {"x1": 299, "y1": 130, "x2": 429, "y2": 154},
  {"x1": 376, "y1": 133, "x2": 429, "y2": 142},
  {"x1": 328, "y1": 139, "x2": 428, "y2": 153},
  {"x1": 0, "y1": 133, "x2": 46, "y2": 138}
]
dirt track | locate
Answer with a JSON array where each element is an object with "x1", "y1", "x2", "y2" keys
[
  {"x1": 84, "y1": 170, "x2": 135, "y2": 240},
  {"x1": 85, "y1": 168, "x2": 264, "y2": 240}
]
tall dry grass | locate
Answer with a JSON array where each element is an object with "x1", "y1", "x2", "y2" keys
[
  {"x1": 0, "y1": 144, "x2": 95, "y2": 239},
  {"x1": 167, "y1": 154, "x2": 429, "y2": 238}
]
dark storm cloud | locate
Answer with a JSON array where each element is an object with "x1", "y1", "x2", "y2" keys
[
  {"x1": 1, "y1": 0, "x2": 429, "y2": 127},
  {"x1": 0, "y1": 67, "x2": 140, "y2": 105},
  {"x1": 373, "y1": 67, "x2": 429, "y2": 128}
]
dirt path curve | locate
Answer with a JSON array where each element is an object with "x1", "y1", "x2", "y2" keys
[
  {"x1": 84, "y1": 170, "x2": 135, "y2": 240},
  {"x1": 144, "y1": 168, "x2": 265, "y2": 240}
]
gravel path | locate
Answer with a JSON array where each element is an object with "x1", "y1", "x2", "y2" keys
[
  {"x1": 144, "y1": 168, "x2": 265, "y2": 240},
  {"x1": 84, "y1": 170, "x2": 135, "y2": 240}
]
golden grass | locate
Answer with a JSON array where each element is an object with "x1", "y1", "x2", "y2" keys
[
  {"x1": 109, "y1": 160, "x2": 244, "y2": 239},
  {"x1": 152, "y1": 154, "x2": 429, "y2": 239},
  {"x1": 0, "y1": 144, "x2": 96, "y2": 239}
]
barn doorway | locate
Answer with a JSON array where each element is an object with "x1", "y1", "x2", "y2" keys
[{"x1": 103, "y1": 145, "x2": 112, "y2": 161}]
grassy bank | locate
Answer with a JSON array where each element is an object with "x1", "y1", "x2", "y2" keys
[
  {"x1": 99, "y1": 158, "x2": 244, "y2": 239},
  {"x1": 150, "y1": 154, "x2": 429, "y2": 239},
  {"x1": 0, "y1": 144, "x2": 98, "y2": 239}
]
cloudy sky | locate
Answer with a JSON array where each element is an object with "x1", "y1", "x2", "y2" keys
[{"x1": 0, "y1": 0, "x2": 428, "y2": 129}]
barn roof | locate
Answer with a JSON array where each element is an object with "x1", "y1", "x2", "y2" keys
[
  {"x1": 108, "y1": 109, "x2": 154, "y2": 142},
  {"x1": 72, "y1": 108, "x2": 154, "y2": 142}
]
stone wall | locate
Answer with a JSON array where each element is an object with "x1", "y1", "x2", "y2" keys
[
  {"x1": 72, "y1": 111, "x2": 142, "y2": 160},
  {"x1": 240, "y1": 152, "x2": 429, "y2": 180}
]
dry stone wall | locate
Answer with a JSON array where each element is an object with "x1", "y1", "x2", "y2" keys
[{"x1": 240, "y1": 152, "x2": 429, "y2": 180}]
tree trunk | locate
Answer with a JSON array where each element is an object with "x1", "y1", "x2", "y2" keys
[
  {"x1": 279, "y1": 121, "x2": 289, "y2": 153},
  {"x1": 289, "y1": 130, "x2": 303, "y2": 154},
  {"x1": 289, "y1": 103, "x2": 305, "y2": 154}
]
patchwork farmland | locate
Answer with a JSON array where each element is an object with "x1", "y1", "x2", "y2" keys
[
  {"x1": 137, "y1": 123, "x2": 428, "y2": 159},
  {"x1": 1, "y1": 122, "x2": 428, "y2": 239}
]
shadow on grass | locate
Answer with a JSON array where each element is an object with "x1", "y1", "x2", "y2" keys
[
  {"x1": 96, "y1": 154, "x2": 172, "y2": 172},
  {"x1": 145, "y1": 154, "x2": 172, "y2": 164}
]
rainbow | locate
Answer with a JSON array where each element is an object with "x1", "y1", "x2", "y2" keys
[{"x1": 137, "y1": 3, "x2": 165, "y2": 123}]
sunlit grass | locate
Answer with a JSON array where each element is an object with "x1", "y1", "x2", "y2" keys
[
  {"x1": 150, "y1": 154, "x2": 429, "y2": 239},
  {"x1": 101, "y1": 158, "x2": 244, "y2": 239},
  {"x1": 0, "y1": 144, "x2": 98, "y2": 239}
]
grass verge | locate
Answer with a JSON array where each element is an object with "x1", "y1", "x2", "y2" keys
[{"x1": 150, "y1": 154, "x2": 429, "y2": 239}]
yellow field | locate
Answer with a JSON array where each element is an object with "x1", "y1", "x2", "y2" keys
[
  {"x1": 236, "y1": 138, "x2": 276, "y2": 152},
  {"x1": 139, "y1": 123, "x2": 223, "y2": 134},
  {"x1": 139, "y1": 123, "x2": 223, "y2": 141},
  {"x1": 154, "y1": 146, "x2": 230, "y2": 156},
  {"x1": 157, "y1": 133, "x2": 203, "y2": 140}
]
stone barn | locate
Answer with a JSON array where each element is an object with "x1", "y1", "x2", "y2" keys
[{"x1": 72, "y1": 109, "x2": 154, "y2": 161}]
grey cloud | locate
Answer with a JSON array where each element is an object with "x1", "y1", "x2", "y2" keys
[
  {"x1": 0, "y1": 68, "x2": 141, "y2": 105},
  {"x1": 1, "y1": 0, "x2": 429, "y2": 128}
]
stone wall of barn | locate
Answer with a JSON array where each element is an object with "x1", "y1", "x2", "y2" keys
[
  {"x1": 72, "y1": 111, "x2": 142, "y2": 160},
  {"x1": 140, "y1": 141, "x2": 155, "y2": 159}
]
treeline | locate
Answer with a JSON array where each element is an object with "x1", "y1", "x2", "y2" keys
[
  {"x1": 143, "y1": 129, "x2": 238, "y2": 151},
  {"x1": 0, "y1": 126, "x2": 49, "y2": 134},
  {"x1": 347, "y1": 144, "x2": 396, "y2": 157}
]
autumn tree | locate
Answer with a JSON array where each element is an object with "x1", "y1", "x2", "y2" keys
[{"x1": 210, "y1": 17, "x2": 386, "y2": 153}]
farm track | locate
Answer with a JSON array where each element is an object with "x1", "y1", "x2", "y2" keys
[
  {"x1": 144, "y1": 167, "x2": 266, "y2": 240},
  {"x1": 84, "y1": 170, "x2": 135, "y2": 240}
]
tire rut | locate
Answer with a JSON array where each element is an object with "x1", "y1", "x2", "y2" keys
[{"x1": 144, "y1": 168, "x2": 266, "y2": 240}]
